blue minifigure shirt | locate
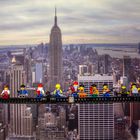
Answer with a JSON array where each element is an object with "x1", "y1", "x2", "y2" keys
[{"x1": 19, "y1": 90, "x2": 28, "y2": 95}]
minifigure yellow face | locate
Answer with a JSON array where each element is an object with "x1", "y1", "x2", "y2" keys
[
  {"x1": 93, "y1": 86, "x2": 97, "y2": 90},
  {"x1": 132, "y1": 85, "x2": 136, "y2": 89},
  {"x1": 79, "y1": 86, "x2": 84, "y2": 91},
  {"x1": 122, "y1": 86, "x2": 126, "y2": 89},
  {"x1": 21, "y1": 87, "x2": 25, "y2": 90},
  {"x1": 56, "y1": 84, "x2": 61, "y2": 89},
  {"x1": 74, "y1": 84, "x2": 78, "y2": 88},
  {"x1": 4, "y1": 87, "x2": 8, "y2": 90},
  {"x1": 103, "y1": 85, "x2": 108, "y2": 90}
]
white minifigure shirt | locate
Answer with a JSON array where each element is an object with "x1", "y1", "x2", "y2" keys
[{"x1": 1, "y1": 90, "x2": 10, "y2": 95}]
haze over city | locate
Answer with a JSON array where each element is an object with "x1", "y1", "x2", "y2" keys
[{"x1": 0, "y1": 0, "x2": 140, "y2": 45}]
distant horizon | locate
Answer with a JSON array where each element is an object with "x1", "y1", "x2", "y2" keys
[
  {"x1": 0, "y1": 42, "x2": 139, "y2": 47},
  {"x1": 0, "y1": 0, "x2": 139, "y2": 45},
  {"x1": 0, "y1": 42, "x2": 138, "y2": 50}
]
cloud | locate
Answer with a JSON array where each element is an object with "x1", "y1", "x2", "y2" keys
[{"x1": 0, "y1": 0, "x2": 139, "y2": 45}]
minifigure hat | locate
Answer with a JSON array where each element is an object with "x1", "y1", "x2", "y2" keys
[
  {"x1": 132, "y1": 83, "x2": 136, "y2": 86},
  {"x1": 79, "y1": 84, "x2": 84, "y2": 87},
  {"x1": 4, "y1": 85, "x2": 9, "y2": 88},
  {"x1": 20, "y1": 84, "x2": 25, "y2": 88},
  {"x1": 73, "y1": 81, "x2": 78, "y2": 85},
  {"x1": 103, "y1": 84, "x2": 108, "y2": 87},
  {"x1": 91, "y1": 84, "x2": 97, "y2": 87},
  {"x1": 38, "y1": 84, "x2": 43, "y2": 87}
]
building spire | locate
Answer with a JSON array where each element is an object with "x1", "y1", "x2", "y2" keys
[{"x1": 54, "y1": 7, "x2": 57, "y2": 26}]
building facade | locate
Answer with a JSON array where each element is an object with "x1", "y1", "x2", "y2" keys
[
  {"x1": 78, "y1": 74, "x2": 114, "y2": 140},
  {"x1": 9, "y1": 60, "x2": 34, "y2": 140}
]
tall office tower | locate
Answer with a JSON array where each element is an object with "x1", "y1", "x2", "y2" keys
[
  {"x1": 38, "y1": 112, "x2": 65, "y2": 140},
  {"x1": 123, "y1": 56, "x2": 131, "y2": 82},
  {"x1": 58, "y1": 107, "x2": 66, "y2": 130},
  {"x1": 79, "y1": 65, "x2": 88, "y2": 76},
  {"x1": 104, "y1": 54, "x2": 109, "y2": 74},
  {"x1": 24, "y1": 51, "x2": 32, "y2": 86},
  {"x1": 49, "y1": 8, "x2": 63, "y2": 91},
  {"x1": 98, "y1": 54, "x2": 109, "y2": 74},
  {"x1": 9, "y1": 58, "x2": 34, "y2": 140},
  {"x1": 97, "y1": 56, "x2": 105, "y2": 74},
  {"x1": 35, "y1": 62, "x2": 43, "y2": 83},
  {"x1": 88, "y1": 64, "x2": 94, "y2": 75},
  {"x1": 78, "y1": 74, "x2": 114, "y2": 140},
  {"x1": 79, "y1": 65, "x2": 94, "y2": 76}
]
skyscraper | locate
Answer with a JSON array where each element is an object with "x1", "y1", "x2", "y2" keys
[
  {"x1": 35, "y1": 62, "x2": 43, "y2": 83},
  {"x1": 79, "y1": 65, "x2": 94, "y2": 76},
  {"x1": 78, "y1": 74, "x2": 114, "y2": 140},
  {"x1": 104, "y1": 54, "x2": 109, "y2": 74},
  {"x1": 123, "y1": 56, "x2": 131, "y2": 82},
  {"x1": 9, "y1": 58, "x2": 34, "y2": 140},
  {"x1": 49, "y1": 8, "x2": 63, "y2": 91}
]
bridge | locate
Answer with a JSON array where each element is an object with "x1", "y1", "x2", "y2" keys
[{"x1": 0, "y1": 96, "x2": 140, "y2": 104}]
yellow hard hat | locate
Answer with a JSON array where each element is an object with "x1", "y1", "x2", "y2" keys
[{"x1": 56, "y1": 84, "x2": 61, "y2": 89}]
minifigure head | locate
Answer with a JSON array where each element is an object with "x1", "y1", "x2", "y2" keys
[
  {"x1": 38, "y1": 83, "x2": 43, "y2": 90},
  {"x1": 92, "y1": 84, "x2": 97, "y2": 90},
  {"x1": 132, "y1": 83, "x2": 137, "y2": 89},
  {"x1": 4, "y1": 85, "x2": 9, "y2": 90},
  {"x1": 20, "y1": 84, "x2": 25, "y2": 90},
  {"x1": 56, "y1": 84, "x2": 61, "y2": 90},
  {"x1": 73, "y1": 81, "x2": 78, "y2": 90},
  {"x1": 121, "y1": 85, "x2": 126, "y2": 89},
  {"x1": 79, "y1": 85, "x2": 84, "y2": 92},
  {"x1": 103, "y1": 84, "x2": 108, "y2": 90}
]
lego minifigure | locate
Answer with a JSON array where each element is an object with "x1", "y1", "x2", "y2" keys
[
  {"x1": 102, "y1": 84, "x2": 110, "y2": 97},
  {"x1": 36, "y1": 84, "x2": 45, "y2": 99},
  {"x1": 17, "y1": 84, "x2": 28, "y2": 97},
  {"x1": 69, "y1": 81, "x2": 79, "y2": 97},
  {"x1": 120, "y1": 85, "x2": 129, "y2": 97},
  {"x1": 131, "y1": 83, "x2": 139, "y2": 96},
  {"x1": 78, "y1": 84, "x2": 87, "y2": 98},
  {"x1": 1, "y1": 85, "x2": 10, "y2": 99},
  {"x1": 90, "y1": 84, "x2": 99, "y2": 97},
  {"x1": 53, "y1": 84, "x2": 63, "y2": 97}
]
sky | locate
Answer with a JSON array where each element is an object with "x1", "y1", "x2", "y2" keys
[{"x1": 0, "y1": 0, "x2": 139, "y2": 45}]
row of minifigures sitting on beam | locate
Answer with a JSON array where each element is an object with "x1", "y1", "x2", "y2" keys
[
  {"x1": 68, "y1": 81, "x2": 140, "y2": 97},
  {"x1": 0, "y1": 82, "x2": 112, "y2": 99},
  {"x1": 0, "y1": 81, "x2": 140, "y2": 99}
]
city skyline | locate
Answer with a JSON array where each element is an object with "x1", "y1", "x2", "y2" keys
[
  {"x1": 0, "y1": 39, "x2": 140, "y2": 139},
  {"x1": 0, "y1": 0, "x2": 139, "y2": 45}
]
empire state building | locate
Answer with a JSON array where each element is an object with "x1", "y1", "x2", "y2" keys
[{"x1": 49, "y1": 8, "x2": 63, "y2": 91}]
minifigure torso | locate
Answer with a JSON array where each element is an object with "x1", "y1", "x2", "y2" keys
[
  {"x1": 90, "y1": 86, "x2": 99, "y2": 95},
  {"x1": 36, "y1": 88, "x2": 45, "y2": 95},
  {"x1": 103, "y1": 88, "x2": 110, "y2": 94},
  {"x1": 1, "y1": 87, "x2": 10, "y2": 99},
  {"x1": 131, "y1": 86, "x2": 138, "y2": 94},
  {"x1": 19, "y1": 90, "x2": 28, "y2": 95},
  {"x1": 1, "y1": 89, "x2": 10, "y2": 95}
]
